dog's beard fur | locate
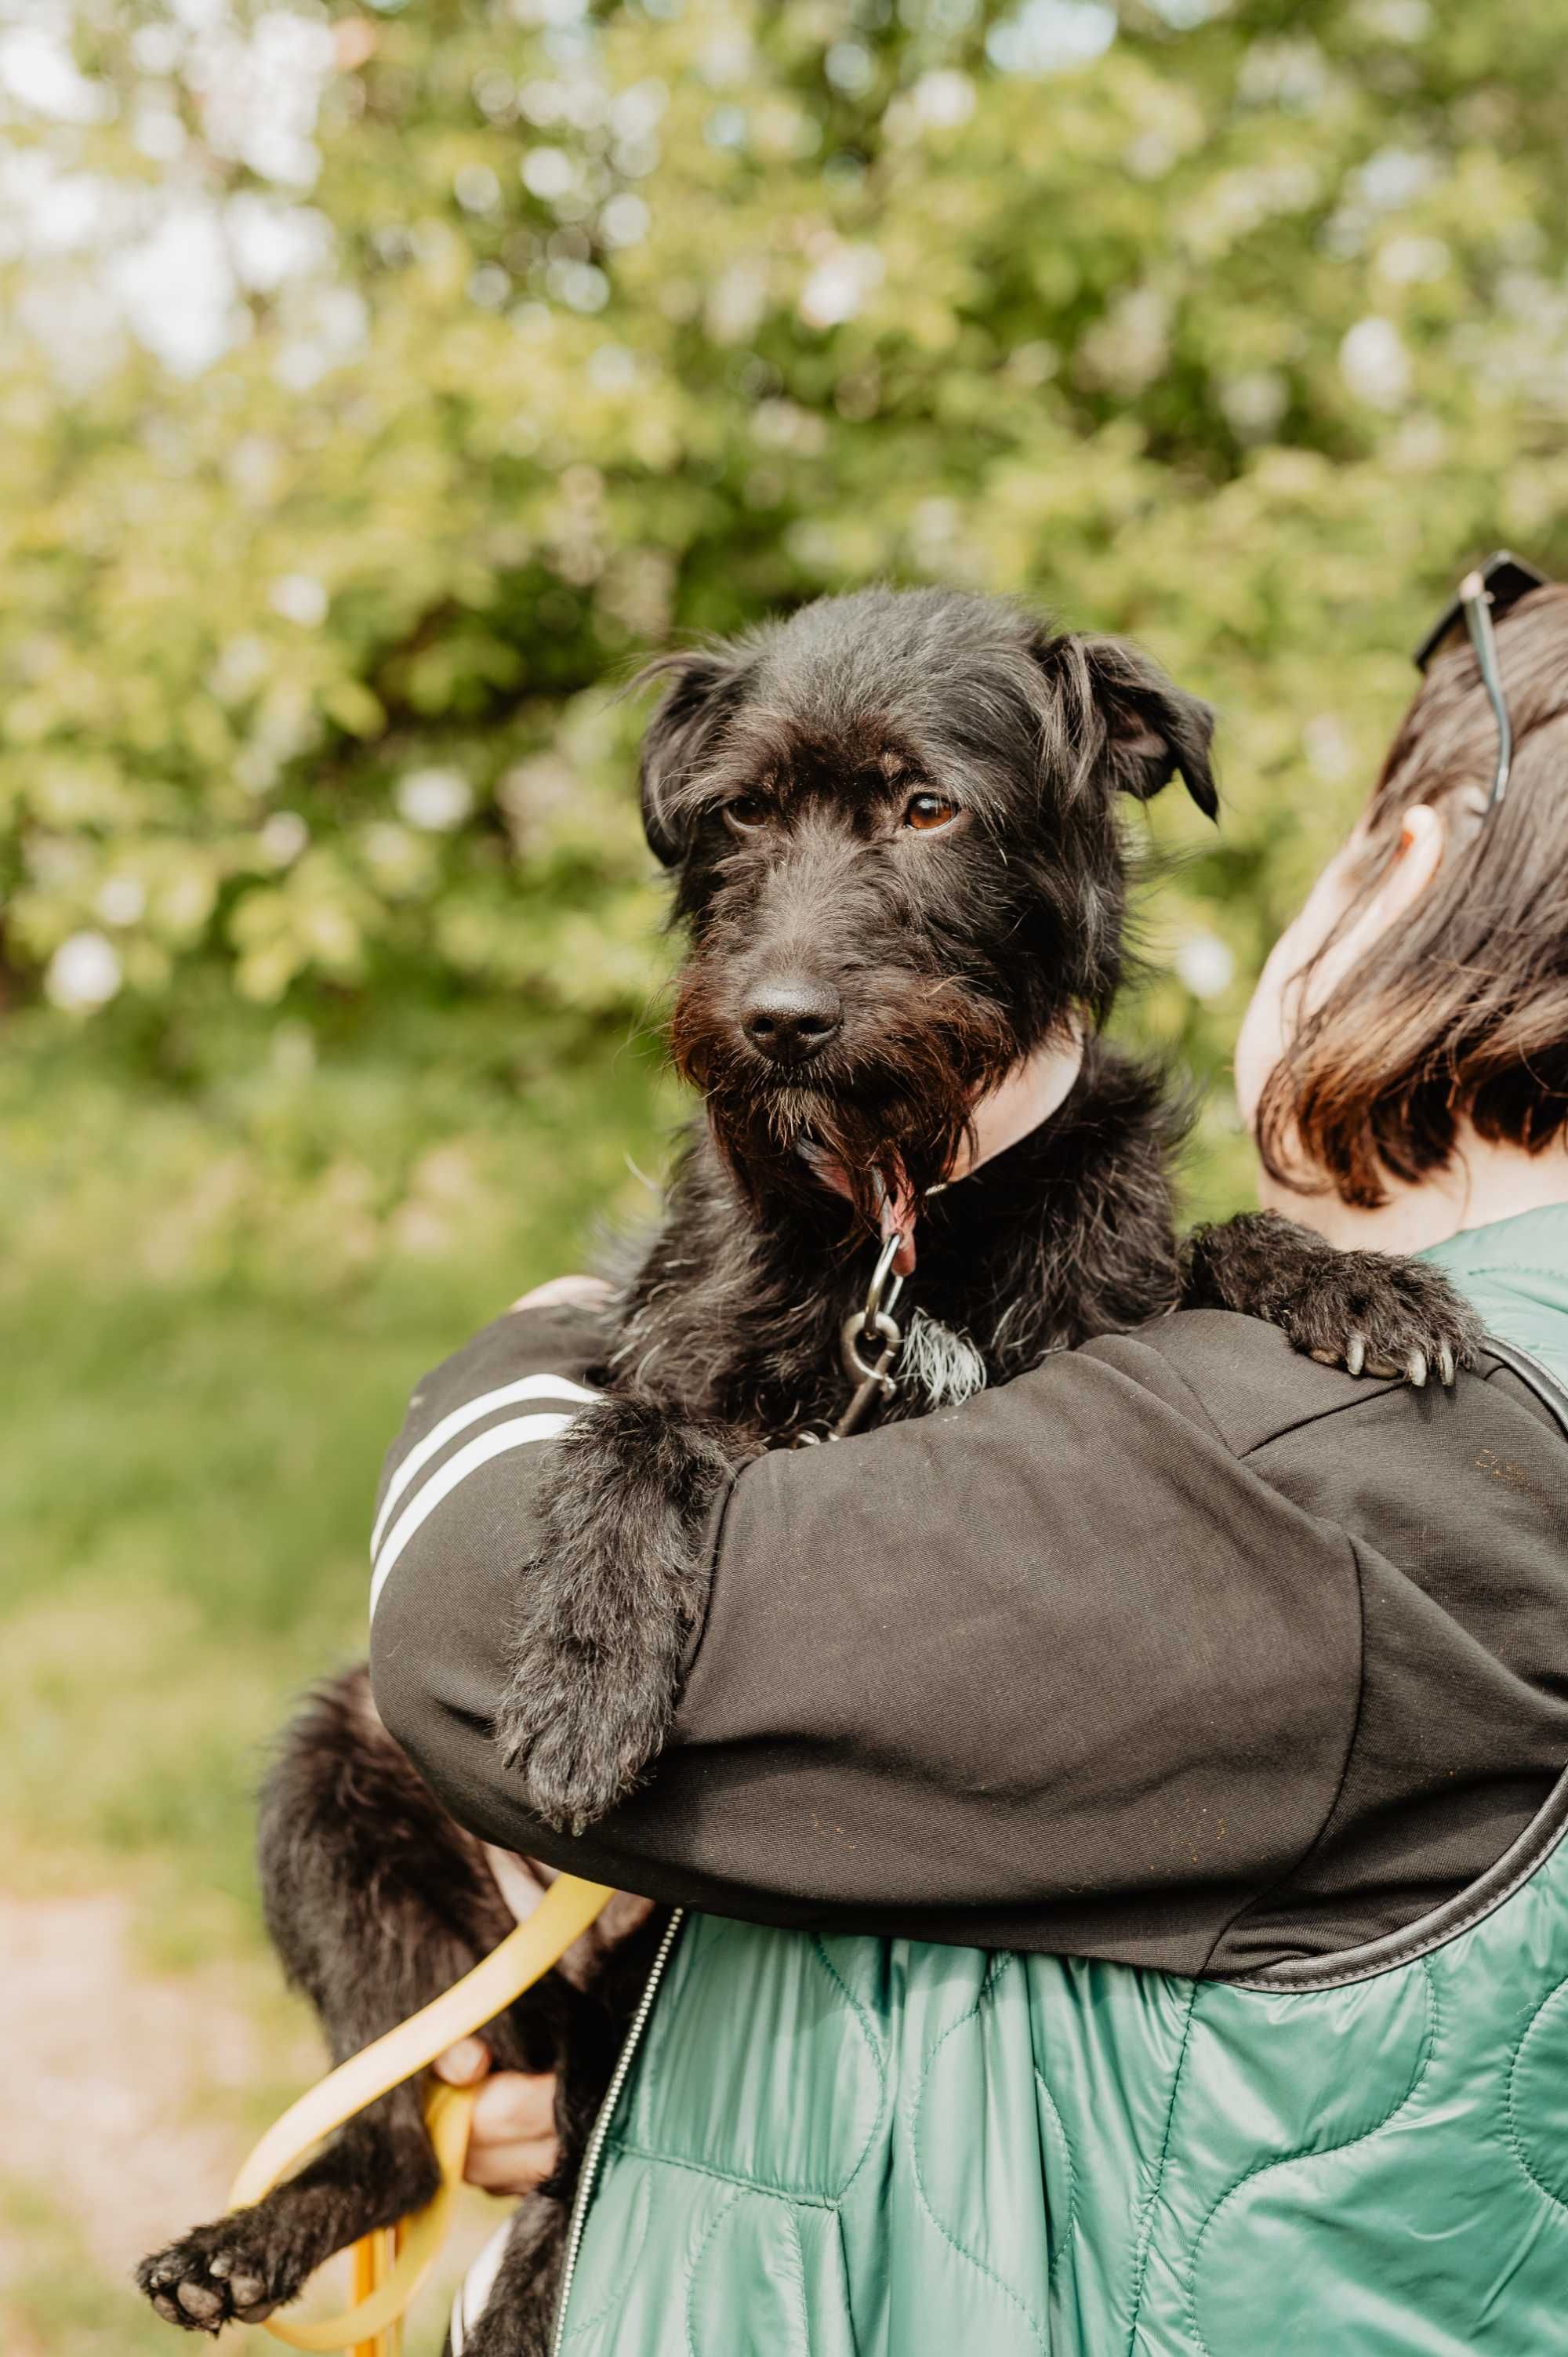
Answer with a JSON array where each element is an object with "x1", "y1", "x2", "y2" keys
[{"x1": 668, "y1": 964, "x2": 1020, "y2": 1232}]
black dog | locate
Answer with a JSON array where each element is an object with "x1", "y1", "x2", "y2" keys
[{"x1": 138, "y1": 588, "x2": 1479, "y2": 2352}]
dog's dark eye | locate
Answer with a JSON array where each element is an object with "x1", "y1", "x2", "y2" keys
[
  {"x1": 723, "y1": 795, "x2": 768, "y2": 834},
  {"x1": 904, "y1": 794, "x2": 960, "y2": 833}
]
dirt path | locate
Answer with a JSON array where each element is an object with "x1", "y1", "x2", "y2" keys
[
  {"x1": 0, "y1": 1889, "x2": 506, "y2": 2352},
  {"x1": 0, "y1": 1892, "x2": 288, "y2": 2284}
]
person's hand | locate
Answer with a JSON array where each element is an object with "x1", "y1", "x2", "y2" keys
[{"x1": 434, "y1": 2038, "x2": 560, "y2": 2195}]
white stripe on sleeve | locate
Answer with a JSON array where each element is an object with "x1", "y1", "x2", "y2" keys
[
  {"x1": 368, "y1": 1412, "x2": 575, "y2": 1618},
  {"x1": 371, "y1": 1373, "x2": 599, "y2": 1560}
]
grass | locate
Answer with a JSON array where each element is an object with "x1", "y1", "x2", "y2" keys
[
  {"x1": 5, "y1": 1214, "x2": 674, "y2": 1901},
  {"x1": 2, "y1": 1233, "x2": 575, "y2": 2354},
  {"x1": 1, "y1": 1017, "x2": 673, "y2": 2355}
]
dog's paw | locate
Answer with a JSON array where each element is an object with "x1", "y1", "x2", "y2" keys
[
  {"x1": 495, "y1": 1396, "x2": 745, "y2": 1834},
  {"x1": 1181, "y1": 1211, "x2": 1486, "y2": 1387},
  {"x1": 494, "y1": 1651, "x2": 652, "y2": 1835},
  {"x1": 136, "y1": 2217, "x2": 290, "y2": 2336},
  {"x1": 1279, "y1": 1253, "x2": 1485, "y2": 1387}
]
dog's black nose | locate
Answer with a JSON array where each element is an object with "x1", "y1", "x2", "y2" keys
[{"x1": 741, "y1": 979, "x2": 844, "y2": 1066}]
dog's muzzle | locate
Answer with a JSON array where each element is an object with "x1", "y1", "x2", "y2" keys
[{"x1": 739, "y1": 977, "x2": 844, "y2": 1068}]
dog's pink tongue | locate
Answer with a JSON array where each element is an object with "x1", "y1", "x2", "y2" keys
[
  {"x1": 789, "y1": 1142, "x2": 920, "y2": 1272},
  {"x1": 878, "y1": 1166, "x2": 920, "y2": 1277}
]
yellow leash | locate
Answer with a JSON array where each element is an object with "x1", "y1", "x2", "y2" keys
[{"x1": 228, "y1": 1875, "x2": 615, "y2": 2354}]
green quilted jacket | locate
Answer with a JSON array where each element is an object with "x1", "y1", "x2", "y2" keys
[{"x1": 553, "y1": 1211, "x2": 1568, "y2": 2356}]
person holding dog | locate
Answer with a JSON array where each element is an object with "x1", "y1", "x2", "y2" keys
[{"x1": 376, "y1": 564, "x2": 1568, "y2": 2354}]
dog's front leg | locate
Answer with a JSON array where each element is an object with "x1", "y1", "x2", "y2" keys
[{"x1": 495, "y1": 1397, "x2": 757, "y2": 1833}]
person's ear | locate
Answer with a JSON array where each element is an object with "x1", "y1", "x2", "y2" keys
[
  {"x1": 1370, "y1": 803, "x2": 1446, "y2": 928},
  {"x1": 1318, "y1": 804, "x2": 1446, "y2": 986},
  {"x1": 633, "y1": 646, "x2": 751, "y2": 867}
]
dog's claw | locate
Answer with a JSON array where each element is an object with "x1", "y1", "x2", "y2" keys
[
  {"x1": 1346, "y1": 1334, "x2": 1367, "y2": 1378},
  {"x1": 1406, "y1": 1348, "x2": 1428, "y2": 1388},
  {"x1": 1439, "y1": 1345, "x2": 1456, "y2": 1386}
]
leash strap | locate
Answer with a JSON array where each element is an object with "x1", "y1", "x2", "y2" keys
[{"x1": 230, "y1": 1874, "x2": 616, "y2": 2352}]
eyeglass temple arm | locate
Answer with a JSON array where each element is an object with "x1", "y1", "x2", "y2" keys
[{"x1": 1460, "y1": 568, "x2": 1513, "y2": 811}]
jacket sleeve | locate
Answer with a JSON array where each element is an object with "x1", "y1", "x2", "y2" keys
[
  {"x1": 367, "y1": 1302, "x2": 607, "y2": 1621},
  {"x1": 369, "y1": 1317, "x2": 1366, "y2": 1970}
]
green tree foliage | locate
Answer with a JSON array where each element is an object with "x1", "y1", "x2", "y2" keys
[{"x1": 3, "y1": 0, "x2": 1567, "y2": 1212}]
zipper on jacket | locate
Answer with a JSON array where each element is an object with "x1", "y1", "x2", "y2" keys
[{"x1": 550, "y1": 1906, "x2": 685, "y2": 2357}]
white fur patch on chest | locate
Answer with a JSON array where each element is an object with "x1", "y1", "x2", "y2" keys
[{"x1": 899, "y1": 1310, "x2": 988, "y2": 1409}]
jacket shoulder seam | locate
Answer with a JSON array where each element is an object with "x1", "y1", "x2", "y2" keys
[
  {"x1": 1114, "y1": 1323, "x2": 1407, "y2": 1463},
  {"x1": 1234, "y1": 1380, "x2": 1406, "y2": 1462},
  {"x1": 1202, "y1": 1532, "x2": 1370, "y2": 1975},
  {"x1": 1098, "y1": 1329, "x2": 1236, "y2": 1455}
]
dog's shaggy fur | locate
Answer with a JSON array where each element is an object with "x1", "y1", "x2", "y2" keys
[{"x1": 138, "y1": 589, "x2": 1480, "y2": 2353}]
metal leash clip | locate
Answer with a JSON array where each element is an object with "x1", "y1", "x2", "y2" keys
[
  {"x1": 788, "y1": 1171, "x2": 911, "y2": 1447},
  {"x1": 832, "y1": 1223, "x2": 906, "y2": 1438}
]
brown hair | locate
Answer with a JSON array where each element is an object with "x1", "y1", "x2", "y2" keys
[{"x1": 1258, "y1": 582, "x2": 1568, "y2": 1208}]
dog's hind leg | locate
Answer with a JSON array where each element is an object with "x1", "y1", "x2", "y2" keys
[
  {"x1": 136, "y1": 1664, "x2": 527, "y2": 2336},
  {"x1": 443, "y1": 2195, "x2": 567, "y2": 2357}
]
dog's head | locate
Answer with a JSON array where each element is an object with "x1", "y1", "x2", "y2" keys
[{"x1": 638, "y1": 586, "x2": 1215, "y2": 1220}]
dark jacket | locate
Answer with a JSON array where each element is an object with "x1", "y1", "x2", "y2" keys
[{"x1": 370, "y1": 1222, "x2": 1568, "y2": 1974}]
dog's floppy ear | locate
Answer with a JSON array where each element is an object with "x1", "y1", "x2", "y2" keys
[
  {"x1": 1080, "y1": 634, "x2": 1218, "y2": 820},
  {"x1": 634, "y1": 645, "x2": 752, "y2": 867}
]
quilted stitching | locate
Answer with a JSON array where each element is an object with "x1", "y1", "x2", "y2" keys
[
  {"x1": 808, "y1": 1936, "x2": 890, "y2": 2202},
  {"x1": 618, "y1": 1917, "x2": 882, "y2": 2203},
  {"x1": 683, "y1": 2188, "x2": 743, "y2": 2357},
  {"x1": 683, "y1": 2188, "x2": 813, "y2": 2357},
  {"x1": 1184, "y1": 1963, "x2": 1439, "y2": 2357},
  {"x1": 906, "y1": 1952, "x2": 1051, "y2": 2356},
  {"x1": 1504, "y1": 1978, "x2": 1568, "y2": 2216},
  {"x1": 1123, "y1": 1982, "x2": 1198, "y2": 2356},
  {"x1": 604, "y1": 2137, "x2": 843, "y2": 2208},
  {"x1": 1033, "y1": 2067, "x2": 1078, "y2": 2288},
  {"x1": 562, "y1": 1857, "x2": 1568, "y2": 2355},
  {"x1": 905, "y1": 1951, "x2": 1051, "y2": 2357},
  {"x1": 561, "y1": 2172, "x2": 652, "y2": 2344}
]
